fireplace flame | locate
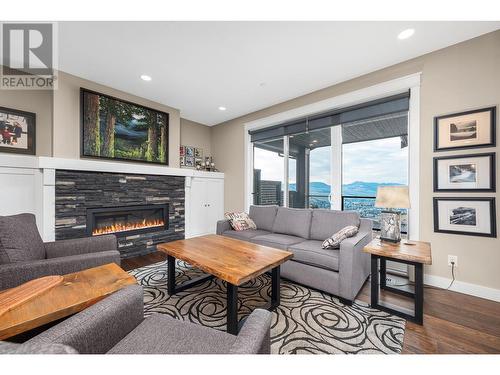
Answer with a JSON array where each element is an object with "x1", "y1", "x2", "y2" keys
[{"x1": 92, "y1": 219, "x2": 165, "y2": 236}]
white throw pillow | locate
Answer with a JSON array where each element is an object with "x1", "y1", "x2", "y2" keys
[{"x1": 322, "y1": 225, "x2": 359, "y2": 249}]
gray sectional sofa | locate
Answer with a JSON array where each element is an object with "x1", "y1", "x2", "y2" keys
[{"x1": 217, "y1": 205, "x2": 373, "y2": 304}]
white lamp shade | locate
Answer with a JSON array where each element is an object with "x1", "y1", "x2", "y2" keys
[{"x1": 375, "y1": 186, "x2": 410, "y2": 209}]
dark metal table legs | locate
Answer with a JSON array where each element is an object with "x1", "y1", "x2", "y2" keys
[
  {"x1": 167, "y1": 259, "x2": 282, "y2": 335},
  {"x1": 370, "y1": 255, "x2": 424, "y2": 325},
  {"x1": 226, "y1": 283, "x2": 238, "y2": 335},
  {"x1": 226, "y1": 265, "x2": 281, "y2": 335},
  {"x1": 166, "y1": 255, "x2": 214, "y2": 295}
]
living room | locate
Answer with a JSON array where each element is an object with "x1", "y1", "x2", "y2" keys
[{"x1": 1, "y1": 1, "x2": 500, "y2": 372}]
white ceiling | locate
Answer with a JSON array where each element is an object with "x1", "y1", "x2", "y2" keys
[{"x1": 58, "y1": 21, "x2": 500, "y2": 126}]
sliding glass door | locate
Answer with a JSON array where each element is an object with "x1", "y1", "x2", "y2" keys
[{"x1": 250, "y1": 93, "x2": 410, "y2": 224}]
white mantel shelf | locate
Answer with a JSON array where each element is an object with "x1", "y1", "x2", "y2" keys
[{"x1": 0, "y1": 154, "x2": 224, "y2": 179}]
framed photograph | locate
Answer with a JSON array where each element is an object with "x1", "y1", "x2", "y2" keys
[
  {"x1": 195, "y1": 147, "x2": 203, "y2": 158},
  {"x1": 433, "y1": 197, "x2": 496, "y2": 238},
  {"x1": 434, "y1": 106, "x2": 496, "y2": 151},
  {"x1": 433, "y1": 153, "x2": 496, "y2": 192},
  {"x1": 180, "y1": 146, "x2": 185, "y2": 156},
  {"x1": 180, "y1": 156, "x2": 185, "y2": 166},
  {"x1": 185, "y1": 146, "x2": 194, "y2": 157},
  {"x1": 0, "y1": 106, "x2": 36, "y2": 155},
  {"x1": 185, "y1": 156, "x2": 195, "y2": 167},
  {"x1": 80, "y1": 88, "x2": 169, "y2": 165}
]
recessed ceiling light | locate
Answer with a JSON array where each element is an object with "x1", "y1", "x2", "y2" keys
[
  {"x1": 397, "y1": 28, "x2": 415, "y2": 40},
  {"x1": 218, "y1": 106, "x2": 226, "y2": 111},
  {"x1": 312, "y1": 140, "x2": 318, "y2": 143},
  {"x1": 140, "y1": 74, "x2": 152, "y2": 81}
]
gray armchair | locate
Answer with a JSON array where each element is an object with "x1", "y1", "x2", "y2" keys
[
  {"x1": 0, "y1": 213, "x2": 121, "y2": 290},
  {"x1": 0, "y1": 285, "x2": 272, "y2": 354}
]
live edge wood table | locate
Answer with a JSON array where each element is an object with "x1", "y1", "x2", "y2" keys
[
  {"x1": 363, "y1": 238, "x2": 432, "y2": 325},
  {"x1": 0, "y1": 263, "x2": 137, "y2": 340},
  {"x1": 158, "y1": 234, "x2": 293, "y2": 335}
]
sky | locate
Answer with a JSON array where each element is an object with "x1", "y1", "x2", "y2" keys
[{"x1": 254, "y1": 136, "x2": 407, "y2": 186}]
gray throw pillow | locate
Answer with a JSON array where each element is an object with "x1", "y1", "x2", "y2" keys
[{"x1": 322, "y1": 225, "x2": 359, "y2": 249}]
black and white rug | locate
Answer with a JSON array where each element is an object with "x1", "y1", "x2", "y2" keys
[{"x1": 129, "y1": 260, "x2": 405, "y2": 354}]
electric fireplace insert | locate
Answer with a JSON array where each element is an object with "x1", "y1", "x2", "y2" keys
[{"x1": 86, "y1": 204, "x2": 169, "y2": 237}]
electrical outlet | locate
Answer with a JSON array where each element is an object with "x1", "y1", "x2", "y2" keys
[{"x1": 448, "y1": 255, "x2": 458, "y2": 267}]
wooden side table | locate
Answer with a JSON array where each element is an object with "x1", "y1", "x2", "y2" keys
[{"x1": 363, "y1": 238, "x2": 432, "y2": 325}]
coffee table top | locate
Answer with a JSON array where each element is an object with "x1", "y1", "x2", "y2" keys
[
  {"x1": 363, "y1": 237, "x2": 432, "y2": 265},
  {"x1": 0, "y1": 263, "x2": 137, "y2": 340},
  {"x1": 157, "y1": 234, "x2": 294, "y2": 285}
]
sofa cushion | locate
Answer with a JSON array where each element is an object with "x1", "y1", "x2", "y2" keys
[
  {"x1": 0, "y1": 213, "x2": 45, "y2": 264},
  {"x1": 272, "y1": 207, "x2": 312, "y2": 239},
  {"x1": 108, "y1": 313, "x2": 236, "y2": 354},
  {"x1": 309, "y1": 210, "x2": 360, "y2": 241},
  {"x1": 251, "y1": 233, "x2": 304, "y2": 250},
  {"x1": 222, "y1": 229, "x2": 271, "y2": 241},
  {"x1": 288, "y1": 240, "x2": 340, "y2": 271},
  {"x1": 249, "y1": 205, "x2": 278, "y2": 231}
]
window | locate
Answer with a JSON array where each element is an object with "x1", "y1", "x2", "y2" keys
[
  {"x1": 253, "y1": 138, "x2": 284, "y2": 206},
  {"x1": 342, "y1": 136, "x2": 408, "y2": 232}
]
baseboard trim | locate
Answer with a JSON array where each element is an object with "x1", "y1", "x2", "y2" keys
[{"x1": 424, "y1": 274, "x2": 500, "y2": 302}]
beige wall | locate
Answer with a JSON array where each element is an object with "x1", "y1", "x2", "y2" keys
[
  {"x1": 53, "y1": 71, "x2": 181, "y2": 167},
  {"x1": 180, "y1": 118, "x2": 212, "y2": 157},
  {"x1": 0, "y1": 86, "x2": 53, "y2": 156},
  {"x1": 212, "y1": 30, "x2": 500, "y2": 290}
]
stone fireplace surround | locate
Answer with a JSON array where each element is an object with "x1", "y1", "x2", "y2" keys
[
  {"x1": 55, "y1": 170, "x2": 185, "y2": 258},
  {"x1": 0, "y1": 155, "x2": 224, "y2": 259}
]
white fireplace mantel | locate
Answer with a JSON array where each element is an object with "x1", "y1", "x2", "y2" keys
[{"x1": 0, "y1": 154, "x2": 224, "y2": 179}]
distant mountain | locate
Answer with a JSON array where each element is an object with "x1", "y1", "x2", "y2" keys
[
  {"x1": 290, "y1": 181, "x2": 403, "y2": 197},
  {"x1": 342, "y1": 181, "x2": 403, "y2": 197}
]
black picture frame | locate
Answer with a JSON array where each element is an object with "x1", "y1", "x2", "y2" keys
[
  {"x1": 433, "y1": 197, "x2": 497, "y2": 238},
  {"x1": 433, "y1": 152, "x2": 496, "y2": 192},
  {"x1": 434, "y1": 106, "x2": 496, "y2": 152},
  {"x1": 80, "y1": 88, "x2": 169, "y2": 165},
  {"x1": 0, "y1": 106, "x2": 36, "y2": 155}
]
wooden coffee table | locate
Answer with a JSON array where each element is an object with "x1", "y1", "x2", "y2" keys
[
  {"x1": 0, "y1": 263, "x2": 137, "y2": 340},
  {"x1": 158, "y1": 234, "x2": 293, "y2": 335}
]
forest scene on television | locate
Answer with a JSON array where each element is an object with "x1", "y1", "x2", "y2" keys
[{"x1": 81, "y1": 89, "x2": 168, "y2": 164}]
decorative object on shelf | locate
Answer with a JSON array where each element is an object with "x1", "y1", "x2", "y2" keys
[
  {"x1": 375, "y1": 186, "x2": 410, "y2": 243},
  {"x1": 434, "y1": 106, "x2": 496, "y2": 151},
  {"x1": 0, "y1": 106, "x2": 36, "y2": 155},
  {"x1": 80, "y1": 88, "x2": 169, "y2": 165},
  {"x1": 195, "y1": 147, "x2": 203, "y2": 158},
  {"x1": 433, "y1": 152, "x2": 495, "y2": 192},
  {"x1": 185, "y1": 146, "x2": 194, "y2": 157},
  {"x1": 433, "y1": 197, "x2": 496, "y2": 238},
  {"x1": 184, "y1": 156, "x2": 194, "y2": 167},
  {"x1": 203, "y1": 156, "x2": 218, "y2": 172}
]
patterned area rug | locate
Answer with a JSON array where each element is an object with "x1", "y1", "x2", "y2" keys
[{"x1": 129, "y1": 260, "x2": 405, "y2": 354}]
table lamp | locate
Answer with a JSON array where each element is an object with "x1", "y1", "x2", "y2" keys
[{"x1": 375, "y1": 186, "x2": 410, "y2": 243}]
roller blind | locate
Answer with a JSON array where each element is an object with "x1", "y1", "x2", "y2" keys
[{"x1": 249, "y1": 91, "x2": 410, "y2": 142}]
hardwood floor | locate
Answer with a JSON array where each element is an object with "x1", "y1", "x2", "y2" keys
[{"x1": 122, "y1": 251, "x2": 500, "y2": 354}]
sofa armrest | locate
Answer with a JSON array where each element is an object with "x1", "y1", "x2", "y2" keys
[
  {"x1": 338, "y1": 218, "x2": 373, "y2": 301},
  {"x1": 216, "y1": 219, "x2": 232, "y2": 235},
  {"x1": 0, "y1": 251, "x2": 121, "y2": 290},
  {"x1": 45, "y1": 235, "x2": 117, "y2": 258},
  {"x1": 28, "y1": 284, "x2": 144, "y2": 354},
  {"x1": 229, "y1": 309, "x2": 272, "y2": 354}
]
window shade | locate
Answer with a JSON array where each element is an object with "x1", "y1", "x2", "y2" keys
[{"x1": 249, "y1": 91, "x2": 410, "y2": 142}]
